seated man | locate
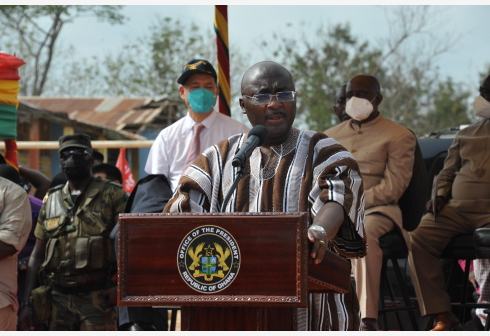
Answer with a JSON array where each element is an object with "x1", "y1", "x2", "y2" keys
[
  {"x1": 164, "y1": 61, "x2": 366, "y2": 331},
  {"x1": 409, "y1": 74, "x2": 490, "y2": 331},
  {"x1": 326, "y1": 75, "x2": 416, "y2": 331}
]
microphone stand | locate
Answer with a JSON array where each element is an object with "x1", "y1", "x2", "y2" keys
[{"x1": 220, "y1": 164, "x2": 248, "y2": 213}]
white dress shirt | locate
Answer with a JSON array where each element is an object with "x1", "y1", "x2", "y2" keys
[{"x1": 145, "y1": 109, "x2": 250, "y2": 191}]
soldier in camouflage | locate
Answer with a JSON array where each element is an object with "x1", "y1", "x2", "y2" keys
[{"x1": 19, "y1": 134, "x2": 127, "y2": 331}]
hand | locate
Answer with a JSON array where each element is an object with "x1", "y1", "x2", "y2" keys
[
  {"x1": 426, "y1": 196, "x2": 445, "y2": 214},
  {"x1": 103, "y1": 286, "x2": 117, "y2": 306},
  {"x1": 18, "y1": 305, "x2": 35, "y2": 331},
  {"x1": 308, "y1": 228, "x2": 327, "y2": 265}
]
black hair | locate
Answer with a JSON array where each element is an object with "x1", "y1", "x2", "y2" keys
[
  {"x1": 0, "y1": 164, "x2": 21, "y2": 185},
  {"x1": 92, "y1": 163, "x2": 123, "y2": 183},
  {"x1": 92, "y1": 150, "x2": 104, "y2": 163},
  {"x1": 50, "y1": 172, "x2": 68, "y2": 189}
]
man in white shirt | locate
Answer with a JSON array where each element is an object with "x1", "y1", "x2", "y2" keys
[
  {"x1": 120, "y1": 60, "x2": 248, "y2": 331},
  {"x1": 145, "y1": 59, "x2": 250, "y2": 191}
]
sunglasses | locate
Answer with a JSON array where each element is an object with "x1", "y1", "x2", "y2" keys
[
  {"x1": 243, "y1": 91, "x2": 296, "y2": 106},
  {"x1": 59, "y1": 149, "x2": 90, "y2": 160}
]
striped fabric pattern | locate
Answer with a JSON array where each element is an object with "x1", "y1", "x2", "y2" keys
[
  {"x1": 165, "y1": 128, "x2": 366, "y2": 330},
  {"x1": 214, "y1": 5, "x2": 231, "y2": 117}
]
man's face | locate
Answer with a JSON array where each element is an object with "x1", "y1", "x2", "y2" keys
[
  {"x1": 480, "y1": 76, "x2": 490, "y2": 102},
  {"x1": 346, "y1": 76, "x2": 381, "y2": 112},
  {"x1": 332, "y1": 86, "x2": 350, "y2": 122},
  {"x1": 239, "y1": 68, "x2": 296, "y2": 146},
  {"x1": 179, "y1": 73, "x2": 218, "y2": 113},
  {"x1": 59, "y1": 146, "x2": 93, "y2": 181}
]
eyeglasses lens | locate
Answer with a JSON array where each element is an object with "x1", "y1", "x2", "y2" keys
[
  {"x1": 252, "y1": 91, "x2": 295, "y2": 105},
  {"x1": 277, "y1": 91, "x2": 295, "y2": 102},
  {"x1": 60, "y1": 149, "x2": 87, "y2": 159}
]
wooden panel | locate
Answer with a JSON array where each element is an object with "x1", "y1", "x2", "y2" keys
[
  {"x1": 181, "y1": 306, "x2": 296, "y2": 331},
  {"x1": 118, "y1": 212, "x2": 308, "y2": 308}
]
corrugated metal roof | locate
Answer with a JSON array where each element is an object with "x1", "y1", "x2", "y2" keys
[
  {"x1": 18, "y1": 101, "x2": 146, "y2": 141},
  {"x1": 19, "y1": 97, "x2": 183, "y2": 135}
]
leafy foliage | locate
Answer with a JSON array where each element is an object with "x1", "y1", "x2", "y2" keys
[
  {"x1": 261, "y1": 6, "x2": 472, "y2": 137},
  {"x1": 0, "y1": 5, "x2": 125, "y2": 95},
  {"x1": 45, "y1": 16, "x2": 251, "y2": 122}
]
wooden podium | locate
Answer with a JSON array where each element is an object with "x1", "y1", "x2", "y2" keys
[{"x1": 118, "y1": 212, "x2": 349, "y2": 331}]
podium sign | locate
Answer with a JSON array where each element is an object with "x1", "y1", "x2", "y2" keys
[{"x1": 118, "y1": 212, "x2": 308, "y2": 308}]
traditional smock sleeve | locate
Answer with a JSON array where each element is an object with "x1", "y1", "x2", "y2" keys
[
  {"x1": 163, "y1": 136, "x2": 238, "y2": 214},
  {"x1": 309, "y1": 135, "x2": 366, "y2": 258}
]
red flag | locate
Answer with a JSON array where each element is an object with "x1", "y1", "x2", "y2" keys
[{"x1": 115, "y1": 148, "x2": 135, "y2": 193}]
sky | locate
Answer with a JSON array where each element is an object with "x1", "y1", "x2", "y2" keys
[{"x1": 55, "y1": 4, "x2": 490, "y2": 93}]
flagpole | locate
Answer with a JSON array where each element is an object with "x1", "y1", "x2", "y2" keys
[{"x1": 214, "y1": 5, "x2": 231, "y2": 117}]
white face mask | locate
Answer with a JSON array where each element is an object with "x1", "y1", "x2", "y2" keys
[
  {"x1": 345, "y1": 96, "x2": 376, "y2": 121},
  {"x1": 473, "y1": 95, "x2": 490, "y2": 119}
]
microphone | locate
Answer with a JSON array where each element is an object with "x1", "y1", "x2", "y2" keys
[{"x1": 232, "y1": 125, "x2": 268, "y2": 168}]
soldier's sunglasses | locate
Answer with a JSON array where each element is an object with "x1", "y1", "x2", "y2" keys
[
  {"x1": 243, "y1": 91, "x2": 296, "y2": 106},
  {"x1": 59, "y1": 149, "x2": 90, "y2": 160}
]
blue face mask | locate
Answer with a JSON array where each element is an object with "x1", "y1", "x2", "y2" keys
[{"x1": 187, "y1": 87, "x2": 217, "y2": 114}]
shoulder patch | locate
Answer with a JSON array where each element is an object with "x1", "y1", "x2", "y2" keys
[{"x1": 43, "y1": 184, "x2": 63, "y2": 203}]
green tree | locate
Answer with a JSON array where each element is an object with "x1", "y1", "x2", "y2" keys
[
  {"x1": 262, "y1": 6, "x2": 469, "y2": 137},
  {"x1": 48, "y1": 17, "x2": 214, "y2": 99},
  {"x1": 262, "y1": 23, "x2": 384, "y2": 131},
  {"x1": 0, "y1": 5, "x2": 126, "y2": 95},
  {"x1": 48, "y1": 16, "x2": 251, "y2": 121},
  {"x1": 423, "y1": 78, "x2": 472, "y2": 135}
]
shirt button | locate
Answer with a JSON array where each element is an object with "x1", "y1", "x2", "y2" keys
[
  {"x1": 351, "y1": 149, "x2": 357, "y2": 153},
  {"x1": 357, "y1": 131, "x2": 363, "y2": 135}
]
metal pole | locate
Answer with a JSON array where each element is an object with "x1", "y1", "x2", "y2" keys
[{"x1": 0, "y1": 140, "x2": 154, "y2": 150}]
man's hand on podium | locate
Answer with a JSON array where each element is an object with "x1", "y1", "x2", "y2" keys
[
  {"x1": 308, "y1": 226, "x2": 327, "y2": 264},
  {"x1": 308, "y1": 202, "x2": 345, "y2": 264}
]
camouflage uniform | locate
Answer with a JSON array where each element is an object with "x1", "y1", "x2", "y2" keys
[{"x1": 34, "y1": 176, "x2": 127, "y2": 331}]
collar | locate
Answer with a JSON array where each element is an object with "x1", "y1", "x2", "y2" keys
[
  {"x1": 350, "y1": 112, "x2": 384, "y2": 130},
  {"x1": 61, "y1": 176, "x2": 94, "y2": 206},
  {"x1": 183, "y1": 108, "x2": 218, "y2": 131}
]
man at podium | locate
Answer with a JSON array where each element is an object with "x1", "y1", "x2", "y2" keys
[{"x1": 164, "y1": 61, "x2": 366, "y2": 331}]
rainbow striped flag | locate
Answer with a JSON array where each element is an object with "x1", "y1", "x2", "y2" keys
[{"x1": 0, "y1": 53, "x2": 25, "y2": 167}]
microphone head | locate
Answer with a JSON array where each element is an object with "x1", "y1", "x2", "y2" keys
[{"x1": 248, "y1": 125, "x2": 268, "y2": 146}]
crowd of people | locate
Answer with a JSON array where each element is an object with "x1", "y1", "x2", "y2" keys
[{"x1": 0, "y1": 57, "x2": 489, "y2": 331}]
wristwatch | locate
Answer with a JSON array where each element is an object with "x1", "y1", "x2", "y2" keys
[{"x1": 309, "y1": 225, "x2": 326, "y2": 235}]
